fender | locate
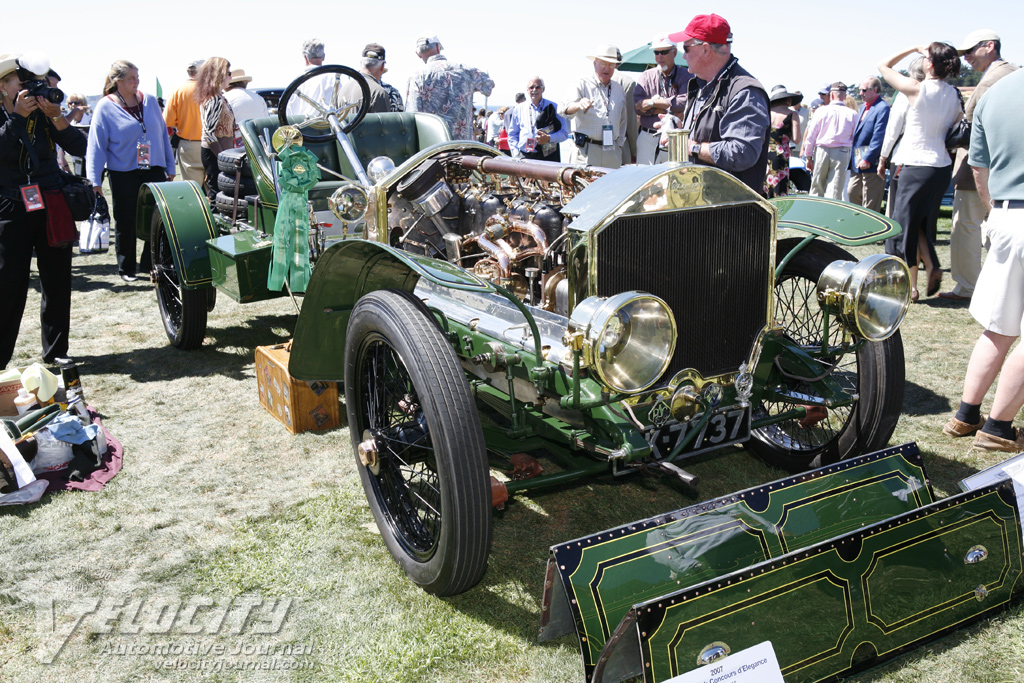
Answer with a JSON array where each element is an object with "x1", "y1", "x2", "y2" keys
[
  {"x1": 770, "y1": 195, "x2": 901, "y2": 246},
  {"x1": 138, "y1": 181, "x2": 217, "y2": 289},
  {"x1": 289, "y1": 240, "x2": 494, "y2": 382}
]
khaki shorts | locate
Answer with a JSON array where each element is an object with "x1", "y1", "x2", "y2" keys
[{"x1": 970, "y1": 205, "x2": 1024, "y2": 336}]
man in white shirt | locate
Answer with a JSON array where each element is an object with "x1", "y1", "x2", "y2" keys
[
  {"x1": 223, "y1": 69, "x2": 269, "y2": 124},
  {"x1": 558, "y1": 46, "x2": 630, "y2": 169}
]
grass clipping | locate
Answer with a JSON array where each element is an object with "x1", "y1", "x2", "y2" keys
[{"x1": 2, "y1": 207, "x2": 1024, "y2": 682}]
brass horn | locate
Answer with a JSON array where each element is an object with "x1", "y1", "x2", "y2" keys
[{"x1": 271, "y1": 125, "x2": 303, "y2": 153}]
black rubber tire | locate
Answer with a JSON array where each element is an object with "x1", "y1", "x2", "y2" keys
[
  {"x1": 214, "y1": 191, "x2": 247, "y2": 216},
  {"x1": 217, "y1": 172, "x2": 257, "y2": 196},
  {"x1": 345, "y1": 289, "x2": 491, "y2": 596},
  {"x1": 745, "y1": 238, "x2": 905, "y2": 471},
  {"x1": 278, "y1": 64, "x2": 371, "y2": 143},
  {"x1": 216, "y1": 148, "x2": 252, "y2": 177},
  {"x1": 151, "y1": 210, "x2": 210, "y2": 349}
]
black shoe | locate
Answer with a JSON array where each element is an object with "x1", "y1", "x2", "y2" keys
[{"x1": 118, "y1": 271, "x2": 138, "y2": 282}]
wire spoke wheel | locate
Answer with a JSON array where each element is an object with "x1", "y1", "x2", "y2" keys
[
  {"x1": 346, "y1": 289, "x2": 490, "y2": 595},
  {"x1": 746, "y1": 238, "x2": 905, "y2": 471},
  {"x1": 151, "y1": 210, "x2": 209, "y2": 349}
]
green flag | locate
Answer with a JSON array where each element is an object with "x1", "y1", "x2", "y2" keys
[{"x1": 156, "y1": 76, "x2": 162, "y2": 99}]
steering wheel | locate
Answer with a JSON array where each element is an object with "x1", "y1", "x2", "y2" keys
[{"x1": 278, "y1": 64, "x2": 371, "y2": 143}]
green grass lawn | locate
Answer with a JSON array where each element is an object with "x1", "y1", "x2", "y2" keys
[{"x1": 2, "y1": 206, "x2": 1023, "y2": 682}]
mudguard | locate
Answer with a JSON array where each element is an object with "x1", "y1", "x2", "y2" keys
[
  {"x1": 770, "y1": 195, "x2": 901, "y2": 246},
  {"x1": 137, "y1": 181, "x2": 217, "y2": 289},
  {"x1": 541, "y1": 442, "x2": 1024, "y2": 683},
  {"x1": 289, "y1": 240, "x2": 494, "y2": 382}
]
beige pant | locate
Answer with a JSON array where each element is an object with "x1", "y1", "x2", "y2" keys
[
  {"x1": 847, "y1": 172, "x2": 884, "y2": 213},
  {"x1": 636, "y1": 130, "x2": 667, "y2": 165},
  {"x1": 810, "y1": 146, "x2": 851, "y2": 200},
  {"x1": 950, "y1": 189, "x2": 989, "y2": 297},
  {"x1": 176, "y1": 139, "x2": 205, "y2": 185},
  {"x1": 568, "y1": 141, "x2": 622, "y2": 169}
]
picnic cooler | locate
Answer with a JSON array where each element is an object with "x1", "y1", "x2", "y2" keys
[{"x1": 255, "y1": 342, "x2": 340, "y2": 434}]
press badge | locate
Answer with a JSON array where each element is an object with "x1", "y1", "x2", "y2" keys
[
  {"x1": 601, "y1": 124, "x2": 613, "y2": 149},
  {"x1": 137, "y1": 139, "x2": 151, "y2": 169},
  {"x1": 20, "y1": 184, "x2": 45, "y2": 212}
]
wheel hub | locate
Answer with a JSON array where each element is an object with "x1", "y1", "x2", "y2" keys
[{"x1": 357, "y1": 429, "x2": 380, "y2": 474}]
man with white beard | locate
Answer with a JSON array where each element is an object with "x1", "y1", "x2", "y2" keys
[{"x1": 633, "y1": 35, "x2": 688, "y2": 164}]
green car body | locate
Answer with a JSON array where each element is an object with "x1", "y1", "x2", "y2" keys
[{"x1": 139, "y1": 67, "x2": 914, "y2": 604}]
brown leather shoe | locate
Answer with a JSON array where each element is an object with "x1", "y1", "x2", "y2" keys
[
  {"x1": 938, "y1": 291, "x2": 971, "y2": 302},
  {"x1": 944, "y1": 415, "x2": 986, "y2": 438},
  {"x1": 973, "y1": 429, "x2": 1024, "y2": 453}
]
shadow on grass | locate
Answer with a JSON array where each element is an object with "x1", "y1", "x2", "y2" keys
[
  {"x1": 74, "y1": 313, "x2": 295, "y2": 382},
  {"x1": 903, "y1": 378, "x2": 954, "y2": 417}
]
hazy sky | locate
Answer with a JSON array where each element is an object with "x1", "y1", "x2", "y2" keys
[{"x1": 6, "y1": 1, "x2": 1022, "y2": 108}]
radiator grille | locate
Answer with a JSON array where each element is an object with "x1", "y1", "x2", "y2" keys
[{"x1": 595, "y1": 204, "x2": 773, "y2": 380}]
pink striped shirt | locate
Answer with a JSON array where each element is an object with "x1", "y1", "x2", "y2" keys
[{"x1": 802, "y1": 101, "x2": 858, "y2": 155}]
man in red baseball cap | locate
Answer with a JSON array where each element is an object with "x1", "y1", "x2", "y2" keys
[{"x1": 669, "y1": 14, "x2": 770, "y2": 194}]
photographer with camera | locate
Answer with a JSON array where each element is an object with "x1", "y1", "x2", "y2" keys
[
  {"x1": 86, "y1": 60, "x2": 175, "y2": 282},
  {"x1": 0, "y1": 53, "x2": 87, "y2": 369}
]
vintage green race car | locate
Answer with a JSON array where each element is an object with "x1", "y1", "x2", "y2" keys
[{"x1": 138, "y1": 66, "x2": 911, "y2": 597}]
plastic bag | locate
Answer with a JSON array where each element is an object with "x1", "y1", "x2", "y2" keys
[{"x1": 79, "y1": 194, "x2": 110, "y2": 254}]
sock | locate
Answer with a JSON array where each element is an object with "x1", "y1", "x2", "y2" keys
[
  {"x1": 982, "y1": 417, "x2": 1016, "y2": 441},
  {"x1": 955, "y1": 401, "x2": 981, "y2": 425}
]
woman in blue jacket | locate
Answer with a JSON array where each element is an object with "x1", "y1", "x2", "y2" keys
[{"x1": 87, "y1": 60, "x2": 174, "y2": 282}]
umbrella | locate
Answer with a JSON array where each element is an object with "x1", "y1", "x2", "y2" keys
[{"x1": 617, "y1": 43, "x2": 688, "y2": 73}]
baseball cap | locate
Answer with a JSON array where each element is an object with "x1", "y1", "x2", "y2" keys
[
  {"x1": 957, "y1": 29, "x2": 1000, "y2": 54},
  {"x1": 416, "y1": 35, "x2": 442, "y2": 52},
  {"x1": 362, "y1": 43, "x2": 385, "y2": 60},
  {"x1": 651, "y1": 35, "x2": 676, "y2": 50},
  {"x1": 669, "y1": 14, "x2": 732, "y2": 45}
]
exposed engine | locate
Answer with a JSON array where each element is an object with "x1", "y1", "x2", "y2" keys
[{"x1": 385, "y1": 153, "x2": 605, "y2": 315}]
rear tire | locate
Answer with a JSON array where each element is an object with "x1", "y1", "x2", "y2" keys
[
  {"x1": 745, "y1": 238, "x2": 905, "y2": 471},
  {"x1": 151, "y1": 210, "x2": 209, "y2": 349},
  {"x1": 345, "y1": 289, "x2": 491, "y2": 595}
]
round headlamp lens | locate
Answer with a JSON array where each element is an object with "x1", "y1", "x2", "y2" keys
[
  {"x1": 817, "y1": 254, "x2": 910, "y2": 341},
  {"x1": 570, "y1": 292, "x2": 677, "y2": 393}
]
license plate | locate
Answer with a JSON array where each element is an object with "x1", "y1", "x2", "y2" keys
[{"x1": 646, "y1": 407, "x2": 750, "y2": 459}]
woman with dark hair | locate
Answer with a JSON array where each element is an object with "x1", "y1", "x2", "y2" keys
[
  {"x1": 878, "y1": 42, "x2": 962, "y2": 301},
  {"x1": 193, "y1": 57, "x2": 235, "y2": 201},
  {"x1": 87, "y1": 59, "x2": 175, "y2": 281},
  {"x1": 1, "y1": 54, "x2": 87, "y2": 365}
]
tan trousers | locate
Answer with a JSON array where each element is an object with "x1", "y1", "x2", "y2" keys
[
  {"x1": 950, "y1": 189, "x2": 989, "y2": 297},
  {"x1": 636, "y1": 130, "x2": 668, "y2": 165},
  {"x1": 810, "y1": 146, "x2": 851, "y2": 200},
  {"x1": 847, "y1": 172, "x2": 885, "y2": 213},
  {"x1": 568, "y1": 141, "x2": 622, "y2": 169},
  {"x1": 176, "y1": 139, "x2": 205, "y2": 185}
]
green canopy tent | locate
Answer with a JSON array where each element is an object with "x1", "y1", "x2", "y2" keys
[{"x1": 617, "y1": 43, "x2": 688, "y2": 73}]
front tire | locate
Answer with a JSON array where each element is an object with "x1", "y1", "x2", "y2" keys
[
  {"x1": 345, "y1": 289, "x2": 491, "y2": 595},
  {"x1": 745, "y1": 238, "x2": 905, "y2": 471},
  {"x1": 151, "y1": 211, "x2": 210, "y2": 349}
]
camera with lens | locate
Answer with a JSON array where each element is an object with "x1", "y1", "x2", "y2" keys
[{"x1": 23, "y1": 78, "x2": 64, "y2": 105}]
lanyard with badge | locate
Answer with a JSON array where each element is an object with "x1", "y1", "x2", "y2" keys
[
  {"x1": 115, "y1": 92, "x2": 150, "y2": 169},
  {"x1": 2, "y1": 106, "x2": 48, "y2": 212}
]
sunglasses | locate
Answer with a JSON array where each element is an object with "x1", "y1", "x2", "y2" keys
[
  {"x1": 682, "y1": 41, "x2": 705, "y2": 54},
  {"x1": 653, "y1": 49, "x2": 673, "y2": 56}
]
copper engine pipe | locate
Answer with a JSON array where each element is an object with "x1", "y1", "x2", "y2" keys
[{"x1": 457, "y1": 155, "x2": 610, "y2": 186}]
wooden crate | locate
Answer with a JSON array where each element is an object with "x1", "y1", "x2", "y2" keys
[{"x1": 255, "y1": 342, "x2": 340, "y2": 434}]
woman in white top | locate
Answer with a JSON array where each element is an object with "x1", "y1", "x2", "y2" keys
[{"x1": 878, "y1": 42, "x2": 962, "y2": 301}]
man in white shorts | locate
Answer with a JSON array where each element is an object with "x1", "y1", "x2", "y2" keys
[{"x1": 943, "y1": 69, "x2": 1024, "y2": 452}]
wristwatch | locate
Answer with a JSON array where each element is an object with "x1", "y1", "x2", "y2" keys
[
  {"x1": 51, "y1": 115, "x2": 62, "y2": 122},
  {"x1": 690, "y1": 142, "x2": 700, "y2": 156}
]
